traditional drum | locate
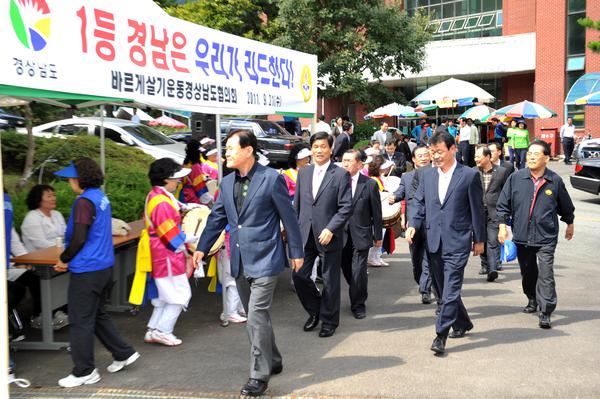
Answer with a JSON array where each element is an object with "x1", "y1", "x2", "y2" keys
[
  {"x1": 206, "y1": 179, "x2": 218, "y2": 197},
  {"x1": 380, "y1": 191, "x2": 402, "y2": 228},
  {"x1": 382, "y1": 175, "x2": 401, "y2": 194},
  {"x1": 181, "y1": 206, "x2": 225, "y2": 255}
]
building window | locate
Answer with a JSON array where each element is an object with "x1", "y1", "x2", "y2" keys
[{"x1": 567, "y1": 0, "x2": 586, "y2": 56}]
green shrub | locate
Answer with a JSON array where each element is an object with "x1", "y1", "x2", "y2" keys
[
  {"x1": 2, "y1": 133, "x2": 154, "y2": 228},
  {"x1": 353, "y1": 120, "x2": 379, "y2": 142},
  {"x1": 353, "y1": 139, "x2": 371, "y2": 150}
]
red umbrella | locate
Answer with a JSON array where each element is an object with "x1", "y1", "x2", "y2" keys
[{"x1": 149, "y1": 115, "x2": 186, "y2": 128}]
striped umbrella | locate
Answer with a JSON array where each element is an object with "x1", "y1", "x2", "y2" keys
[
  {"x1": 364, "y1": 103, "x2": 426, "y2": 119},
  {"x1": 459, "y1": 105, "x2": 496, "y2": 121},
  {"x1": 148, "y1": 115, "x2": 187, "y2": 128},
  {"x1": 493, "y1": 100, "x2": 557, "y2": 119},
  {"x1": 574, "y1": 91, "x2": 600, "y2": 106}
]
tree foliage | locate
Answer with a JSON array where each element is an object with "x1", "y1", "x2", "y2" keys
[
  {"x1": 274, "y1": 0, "x2": 431, "y2": 108},
  {"x1": 578, "y1": 17, "x2": 600, "y2": 53},
  {"x1": 163, "y1": 0, "x2": 280, "y2": 41}
]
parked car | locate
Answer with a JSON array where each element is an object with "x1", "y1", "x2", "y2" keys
[
  {"x1": 170, "y1": 118, "x2": 305, "y2": 164},
  {"x1": 573, "y1": 136, "x2": 600, "y2": 160},
  {"x1": 31, "y1": 117, "x2": 185, "y2": 163},
  {"x1": 0, "y1": 108, "x2": 26, "y2": 131},
  {"x1": 570, "y1": 158, "x2": 600, "y2": 195}
]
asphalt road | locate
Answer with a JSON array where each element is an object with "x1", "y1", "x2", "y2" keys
[{"x1": 10, "y1": 161, "x2": 600, "y2": 398}]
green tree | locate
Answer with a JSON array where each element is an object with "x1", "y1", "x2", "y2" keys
[
  {"x1": 274, "y1": 0, "x2": 431, "y2": 109},
  {"x1": 163, "y1": 0, "x2": 280, "y2": 41},
  {"x1": 578, "y1": 17, "x2": 600, "y2": 53}
]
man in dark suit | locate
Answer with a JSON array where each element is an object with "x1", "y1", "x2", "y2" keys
[
  {"x1": 333, "y1": 122, "x2": 352, "y2": 162},
  {"x1": 473, "y1": 145, "x2": 510, "y2": 282},
  {"x1": 488, "y1": 142, "x2": 515, "y2": 174},
  {"x1": 340, "y1": 149, "x2": 383, "y2": 319},
  {"x1": 293, "y1": 131, "x2": 353, "y2": 338},
  {"x1": 194, "y1": 130, "x2": 304, "y2": 397},
  {"x1": 383, "y1": 139, "x2": 407, "y2": 177},
  {"x1": 406, "y1": 131, "x2": 485, "y2": 355},
  {"x1": 435, "y1": 117, "x2": 449, "y2": 134},
  {"x1": 390, "y1": 145, "x2": 436, "y2": 304}
]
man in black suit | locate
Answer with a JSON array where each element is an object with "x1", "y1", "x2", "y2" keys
[
  {"x1": 333, "y1": 122, "x2": 352, "y2": 162},
  {"x1": 383, "y1": 139, "x2": 407, "y2": 178},
  {"x1": 488, "y1": 142, "x2": 515, "y2": 174},
  {"x1": 473, "y1": 145, "x2": 510, "y2": 282},
  {"x1": 340, "y1": 149, "x2": 383, "y2": 319},
  {"x1": 406, "y1": 131, "x2": 485, "y2": 355},
  {"x1": 390, "y1": 145, "x2": 436, "y2": 305},
  {"x1": 293, "y1": 131, "x2": 353, "y2": 338}
]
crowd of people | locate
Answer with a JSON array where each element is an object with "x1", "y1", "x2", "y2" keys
[{"x1": 4, "y1": 114, "x2": 576, "y2": 396}]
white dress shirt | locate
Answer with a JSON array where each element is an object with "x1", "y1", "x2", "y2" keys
[
  {"x1": 351, "y1": 172, "x2": 359, "y2": 198},
  {"x1": 438, "y1": 160, "x2": 458, "y2": 204},
  {"x1": 560, "y1": 124, "x2": 575, "y2": 139},
  {"x1": 21, "y1": 209, "x2": 67, "y2": 252},
  {"x1": 312, "y1": 160, "x2": 331, "y2": 198},
  {"x1": 459, "y1": 126, "x2": 471, "y2": 142}
]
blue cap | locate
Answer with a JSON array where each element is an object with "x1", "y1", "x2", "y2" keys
[{"x1": 54, "y1": 161, "x2": 79, "y2": 178}]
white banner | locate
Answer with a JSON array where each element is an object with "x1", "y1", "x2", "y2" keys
[{"x1": 0, "y1": 0, "x2": 318, "y2": 115}]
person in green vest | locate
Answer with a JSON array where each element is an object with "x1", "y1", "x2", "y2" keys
[{"x1": 507, "y1": 119, "x2": 530, "y2": 170}]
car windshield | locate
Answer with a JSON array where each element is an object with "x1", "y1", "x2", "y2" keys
[
  {"x1": 256, "y1": 120, "x2": 289, "y2": 136},
  {"x1": 120, "y1": 124, "x2": 174, "y2": 145}
]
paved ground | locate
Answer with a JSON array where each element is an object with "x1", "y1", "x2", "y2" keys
[{"x1": 10, "y1": 161, "x2": 600, "y2": 398}]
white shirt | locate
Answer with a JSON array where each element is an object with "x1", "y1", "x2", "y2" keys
[
  {"x1": 312, "y1": 161, "x2": 331, "y2": 198},
  {"x1": 21, "y1": 209, "x2": 67, "y2": 252},
  {"x1": 560, "y1": 124, "x2": 575, "y2": 139},
  {"x1": 459, "y1": 126, "x2": 471, "y2": 142},
  {"x1": 438, "y1": 160, "x2": 458, "y2": 204},
  {"x1": 314, "y1": 120, "x2": 332, "y2": 135},
  {"x1": 351, "y1": 173, "x2": 359, "y2": 198}
]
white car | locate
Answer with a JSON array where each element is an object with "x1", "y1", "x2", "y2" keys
[{"x1": 31, "y1": 117, "x2": 186, "y2": 164}]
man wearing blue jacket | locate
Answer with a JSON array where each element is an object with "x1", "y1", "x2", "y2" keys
[{"x1": 497, "y1": 140, "x2": 575, "y2": 329}]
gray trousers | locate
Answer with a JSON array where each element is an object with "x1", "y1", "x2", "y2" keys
[
  {"x1": 480, "y1": 211, "x2": 500, "y2": 273},
  {"x1": 236, "y1": 264, "x2": 281, "y2": 381},
  {"x1": 516, "y1": 242, "x2": 558, "y2": 315}
]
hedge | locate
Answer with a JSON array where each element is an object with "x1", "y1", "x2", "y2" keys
[{"x1": 2, "y1": 132, "x2": 154, "y2": 229}]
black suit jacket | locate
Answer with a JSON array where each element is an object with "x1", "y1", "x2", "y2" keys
[
  {"x1": 294, "y1": 162, "x2": 353, "y2": 252},
  {"x1": 501, "y1": 160, "x2": 515, "y2": 175},
  {"x1": 333, "y1": 133, "x2": 351, "y2": 161},
  {"x1": 473, "y1": 164, "x2": 511, "y2": 222},
  {"x1": 346, "y1": 174, "x2": 383, "y2": 250},
  {"x1": 383, "y1": 151, "x2": 407, "y2": 177}
]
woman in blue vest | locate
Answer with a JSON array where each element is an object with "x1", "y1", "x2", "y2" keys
[{"x1": 53, "y1": 158, "x2": 139, "y2": 388}]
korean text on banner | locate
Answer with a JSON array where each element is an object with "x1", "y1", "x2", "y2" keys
[{"x1": 0, "y1": 0, "x2": 318, "y2": 115}]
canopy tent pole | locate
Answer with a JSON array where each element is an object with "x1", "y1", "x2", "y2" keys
[
  {"x1": 100, "y1": 105, "x2": 106, "y2": 183},
  {"x1": 0, "y1": 144, "x2": 9, "y2": 395}
]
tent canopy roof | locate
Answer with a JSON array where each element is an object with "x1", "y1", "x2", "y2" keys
[{"x1": 565, "y1": 73, "x2": 600, "y2": 105}]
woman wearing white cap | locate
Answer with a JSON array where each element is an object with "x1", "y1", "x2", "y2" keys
[
  {"x1": 281, "y1": 144, "x2": 311, "y2": 200},
  {"x1": 201, "y1": 146, "x2": 220, "y2": 180},
  {"x1": 366, "y1": 156, "x2": 394, "y2": 267},
  {"x1": 142, "y1": 158, "x2": 200, "y2": 347}
]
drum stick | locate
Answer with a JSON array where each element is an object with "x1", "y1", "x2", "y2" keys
[{"x1": 194, "y1": 219, "x2": 202, "y2": 236}]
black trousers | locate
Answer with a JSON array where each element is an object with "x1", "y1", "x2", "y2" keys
[
  {"x1": 409, "y1": 228, "x2": 434, "y2": 295},
  {"x1": 480, "y1": 211, "x2": 501, "y2": 273},
  {"x1": 562, "y1": 137, "x2": 574, "y2": 162},
  {"x1": 428, "y1": 246, "x2": 471, "y2": 337},
  {"x1": 516, "y1": 242, "x2": 558, "y2": 315},
  {"x1": 68, "y1": 267, "x2": 135, "y2": 376},
  {"x1": 341, "y1": 231, "x2": 369, "y2": 313},
  {"x1": 293, "y1": 229, "x2": 342, "y2": 329},
  {"x1": 459, "y1": 141, "x2": 471, "y2": 165},
  {"x1": 15, "y1": 270, "x2": 42, "y2": 316}
]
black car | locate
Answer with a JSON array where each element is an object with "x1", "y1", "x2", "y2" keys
[
  {"x1": 170, "y1": 118, "x2": 306, "y2": 164},
  {"x1": 0, "y1": 108, "x2": 26, "y2": 131},
  {"x1": 570, "y1": 158, "x2": 600, "y2": 195}
]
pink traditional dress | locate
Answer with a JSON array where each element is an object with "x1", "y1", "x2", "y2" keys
[
  {"x1": 281, "y1": 168, "x2": 298, "y2": 200},
  {"x1": 201, "y1": 159, "x2": 219, "y2": 180},
  {"x1": 182, "y1": 163, "x2": 210, "y2": 205}
]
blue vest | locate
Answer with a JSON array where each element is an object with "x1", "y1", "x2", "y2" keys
[
  {"x1": 4, "y1": 193, "x2": 13, "y2": 269},
  {"x1": 65, "y1": 188, "x2": 114, "y2": 273}
]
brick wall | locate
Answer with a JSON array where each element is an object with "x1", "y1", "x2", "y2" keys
[
  {"x1": 533, "y1": 0, "x2": 566, "y2": 142},
  {"x1": 503, "y1": 0, "x2": 536, "y2": 36},
  {"x1": 585, "y1": 1, "x2": 600, "y2": 139}
]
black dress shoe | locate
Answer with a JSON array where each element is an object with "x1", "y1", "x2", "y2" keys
[
  {"x1": 353, "y1": 311, "x2": 366, "y2": 319},
  {"x1": 240, "y1": 378, "x2": 268, "y2": 396},
  {"x1": 271, "y1": 363, "x2": 283, "y2": 375},
  {"x1": 430, "y1": 335, "x2": 447, "y2": 354},
  {"x1": 479, "y1": 267, "x2": 488, "y2": 275},
  {"x1": 318, "y1": 326, "x2": 335, "y2": 338},
  {"x1": 539, "y1": 312, "x2": 551, "y2": 329},
  {"x1": 449, "y1": 323, "x2": 474, "y2": 338},
  {"x1": 523, "y1": 299, "x2": 538, "y2": 313},
  {"x1": 303, "y1": 314, "x2": 319, "y2": 331},
  {"x1": 486, "y1": 270, "x2": 499, "y2": 282},
  {"x1": 421, "y1": 293, "x2": 432, "y2": 304}
]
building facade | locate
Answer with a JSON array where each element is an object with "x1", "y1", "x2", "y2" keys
[{"x1": 318, "y1": 0, "x2": 600, "y2": 143}]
